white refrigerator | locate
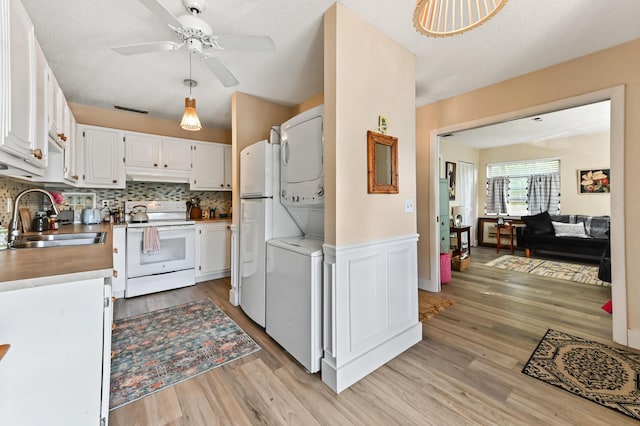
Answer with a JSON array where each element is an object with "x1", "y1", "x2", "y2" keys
[{"x1": 239, "y1": 140, "x2": 301, "y2": 327}]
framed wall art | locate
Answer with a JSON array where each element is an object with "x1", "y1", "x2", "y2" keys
[
  {"x1": 578, "y1": 168, "x2": 610, "y2": 194},
  {"x1": 445, "y1": 161, "x2": 456, "y2": 200}
]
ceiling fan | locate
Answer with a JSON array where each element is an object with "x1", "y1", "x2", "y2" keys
[{"x1": 111, "y1": 0, "x2": 275, "y2": 87}]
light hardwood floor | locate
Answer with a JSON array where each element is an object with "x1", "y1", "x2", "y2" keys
[{"x1": 110, "y1": 248, "x2": 632, "y2": 425}]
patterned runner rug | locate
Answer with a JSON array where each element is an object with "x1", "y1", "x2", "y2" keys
[
  {"x1": 418, "y1": 290, "x2": 454, "y2": 323},
  {"x1": 485, "y1": 255, "x2": 608, "y2": 286},
  {"x1": 110, "y1": 299, "x2": 260, "y2": 410},
  {"x1": 523, "y1": 329, "x2": 640, "y2": 420}
]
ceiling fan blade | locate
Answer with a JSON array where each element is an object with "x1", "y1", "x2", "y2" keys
[
  {"x1": 213, "y1": 35, "x2": 275, "y2": 51},
  {"x1": 137, "y1": 0, "x2": 182, "y2": 28},
  {"x1": 201, "y1": 56, "x2": 239, "y2": 87},
  {"x1": 111, "y1": 41, "x2": 183, "y2": 55}
]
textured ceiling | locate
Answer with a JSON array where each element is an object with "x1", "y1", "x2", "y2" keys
[{"x1": 20, "y1": 0, "x2": 640, "y2": 131}]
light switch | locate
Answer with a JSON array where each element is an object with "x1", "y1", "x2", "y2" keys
[{"x1": 404, "y1": 199, "x2": 414, "y2": 213}]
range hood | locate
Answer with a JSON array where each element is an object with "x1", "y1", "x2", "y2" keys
[{"x1": 125, "y1": 167, "x2": 190, "y2": 184}]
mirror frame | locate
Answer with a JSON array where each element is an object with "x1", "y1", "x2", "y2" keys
[{"x1": 367, "y1": 130, "x2": 399, "y2": 194}]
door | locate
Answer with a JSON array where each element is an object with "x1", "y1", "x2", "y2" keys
[
  {"x1": 239, "y1": 198, "x2": 269, "y2": 327},
  {"x1": 240, "y1": 140, "x2": 271, "y2": 197},
  {"x1": 82, "y1": 126, "x2": 125, "y2": 188},
  {"x1": 162, "y1": 138, "x2": 191, "y2": 171},
  {"x1": 126, "y1": 225, "x2": 196, "y2": 278},
  {"x1": 125, "y1": 133, "x2": 161, "y2": 169},
  {"x1": 191, "y1": 141, "x2": 225, "y2": 190},
  {"x1": 456, "y1": 161, "x2": 476, "y2": 246},
  {"x1": 439, "y1": 178, "x2": 450, "y2": 253}
]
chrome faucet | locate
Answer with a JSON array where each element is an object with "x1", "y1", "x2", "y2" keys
[{"x1": 9, "y1": 189, "x2": 60, "y2": 244}]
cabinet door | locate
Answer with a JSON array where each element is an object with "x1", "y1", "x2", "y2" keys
[
  {"x1": 112, "y1": 226, "x2": 126, "y2": 298},
  {"x1": 82, "y1": 126, "x2": 125, "y2": 188},
  {"x1": 1, "y1": 0, "x2": 41, "y2": 168},
  {"x1": 63, "y1": 107, "x2": 78, "y2": 183},
  {"x1": 191, "y1": 142, "x2": 225, "y2": 190},
  {"x1": 223, "y1": 144, "x2": 232, "y2": 189},
  {"x1": 439, "y1": 178, "x2": 450, "y2": 252},
  {"x1": 0, "y1": 279, "x2": 106, "y2": 425},
  {"x1": 125, "y1": 133, "x2": 161, "y2": 169},
  {"x1": 196, "y1": 223, "x2": 230, "y2": 277},
  {"x1": 162, "y1": 138, "x2": 192, "y2": 171}
]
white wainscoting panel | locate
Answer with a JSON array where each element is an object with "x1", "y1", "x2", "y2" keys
[{"x1": 321, "y1": 234, "x2": 422, "y2": 393}]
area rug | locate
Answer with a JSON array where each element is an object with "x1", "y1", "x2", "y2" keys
[
  {"x1": 110, "y1": 299, "x2": 260, "y2": 410},
  {"x1": 485, "y1": 255, "x2": 608, "y2": 286},
  {"x1": 523, "y1": 329, "x2": 640, "y2": 420},
  {"x1": 418, "y1": 290, "x2": 454, "y2": 323}
]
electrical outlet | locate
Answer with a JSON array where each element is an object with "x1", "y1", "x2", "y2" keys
[{"x1": 101, "y1": 200, "x2": 109, "y2": 208}]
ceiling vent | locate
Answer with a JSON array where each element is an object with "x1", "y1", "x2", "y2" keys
[{"x1": 114, "y1": 105, "x2": 149, "y2": 114}]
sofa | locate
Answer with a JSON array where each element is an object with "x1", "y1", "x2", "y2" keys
[{"x1": 515, "y1": 211, "x2": 609, "y2": 261}]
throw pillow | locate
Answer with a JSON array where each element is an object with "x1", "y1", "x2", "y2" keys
[
  {"x1": 521, "y1": 211, "x2": 554, "y2": 235},
  {"x1": 552, "y1": 221, "x2": 588, "y2": 238}
]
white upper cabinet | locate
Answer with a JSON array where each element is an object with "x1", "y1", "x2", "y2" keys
[
  {"x1": 224, "y1": 144, "x2": 232, "y2": 190},
  {"x1": 0, "y1": 0, "x2": 45, "y2": 174},
  {"x1": 190, "y1": 141, "x2": 231, "y2": 191},
  {"x1": 124, "y1": 132, "x2": 192, "y2": 182},
  {"x1": 80, "y1": 125, "x2": 125, "y2": 188}
]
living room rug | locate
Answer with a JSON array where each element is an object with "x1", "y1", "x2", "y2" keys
[
  {"x1": 523, "y1": 329, "x2": 640, "y2": 420},
  {"x1": 485, "y1": 255, "x2": 608, "y2": 286},
  {"x1": 110, "y1": 299, "x2": 260, "y2": 410},
  {"x1": 418, "y1": 290, "x2": 454, "y2": 323}
]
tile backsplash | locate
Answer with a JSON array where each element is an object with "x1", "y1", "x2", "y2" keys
[{"x1": 0, "y1": 177, "x2": 232, "y2": 226}]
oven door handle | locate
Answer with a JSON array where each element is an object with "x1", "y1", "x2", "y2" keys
[{"x1": 127, "y1": 225, "x2": 195, "y2": 233}]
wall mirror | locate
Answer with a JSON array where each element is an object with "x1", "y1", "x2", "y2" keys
[{"x1": 367, "y1": 131, "x2": 398, "y2": 194}]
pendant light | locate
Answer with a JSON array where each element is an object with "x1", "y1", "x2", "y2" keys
[
  {"x1": 413, "y1": 0, "x2": 508, "y2": 37},
  {"x1": 180, "y1": 52, "x2": 202, "y2": 131}
]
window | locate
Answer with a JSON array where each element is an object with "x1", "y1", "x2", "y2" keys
[{"x1": 486, "y1": 159, "x2": 560, "y2": 216}]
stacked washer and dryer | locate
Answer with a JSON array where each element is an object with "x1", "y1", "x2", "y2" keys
[{"x1": 238, "y1": 105, "x2": 324, "y2": 373}]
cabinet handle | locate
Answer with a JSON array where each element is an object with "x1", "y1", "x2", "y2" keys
[
  {"x1": 0, "y1": 344, "x2": 10, "y2": 363},
  {"x1": 72, "y1": 175, "x2": 79, "y2": 180},
  {"x1": 112, "y1": 296, "x2": 116, "y2": 303},
  {"x1": 153, "y1": 163, "x2": 158, "y2": 167},
  {"x1": 30, "y1": 149, "x2": 43, "y2": 159},
  {"x1": 111, "y1": 351, "x2": 115, "y2": 359},
  {"x1": 220, "y1": 184, "x2": 224, "y2": 187},
  {"x1": 113, "y1": 270, "x2": 118, "y2": 278},
  {"x1": 164, "y1": 164, "x2": 168, "y2": 168},
  {"x1": 113, "y1": 247, "x2": 118, "y2": 254},
  {"x1": 112, "y1": 323, "x2": 116, "y2": 331},
  {"x1": 112, "y1": 179, "x2": 117, "y2": 184},
  {"x1": 58, "y1": 133, "x2": 67, "y2": 141}
]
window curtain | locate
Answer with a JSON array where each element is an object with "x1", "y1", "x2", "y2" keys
[
  {"x1": 527, "y1": 172, "x2": 560, "y2": 214},
  {"x1": 486, "y1": 177, "x2": 509, "y2": 215}
]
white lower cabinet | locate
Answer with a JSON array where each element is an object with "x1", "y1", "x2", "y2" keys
[
  {"x1": 112, "y1": 226, "x2": 126, "y2": 298},
  {"x1": 195, "y1": 222, "x2": 231, "y2": 281},
  {"x1": 0, "y1": 278, "x2": 113, "y2": 426}
]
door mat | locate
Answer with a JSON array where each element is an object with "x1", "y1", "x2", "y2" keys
[
  {"x1": 485, "y1": 255, "x2": 608, "y2": 286},
  {"x1": 110, "y1": 299, "x2": 260, "y2": 410},
  {"x1": 523, "y1": 329, "x2": 640, "y2": 420},
  {"x1": 418, "y1": 290, "x2": 454, "y2": 323}
]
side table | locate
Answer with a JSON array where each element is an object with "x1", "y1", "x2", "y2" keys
[
  {"x1": 496, "y1": 223, "x2": 514, "y2": 254},
  {"x1": 449, "y1": 225, "x2": 471, "y2": 258}
]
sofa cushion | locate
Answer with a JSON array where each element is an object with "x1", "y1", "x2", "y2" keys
[
  {"x1": 552, "y1": 221, "x2": 588, "y2": 238},
  {"x1": 521, "y1": 211, "x2": 554, "y2": 235}
]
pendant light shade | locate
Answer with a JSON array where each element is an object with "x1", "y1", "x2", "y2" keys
[
  {"x1": 180, "y1": 97, "x2": 201, "y2": 131},
  {"x1": 180, "y1": 53, "x2": 202, "y2": 131},
  {"x1": 413, "y1": 0, "x2": 508, "y2": 37}
]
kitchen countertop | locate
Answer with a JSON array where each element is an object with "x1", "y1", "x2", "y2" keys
[{"x1": 0, "y1": 223, "x2": 114, "y2": 292}]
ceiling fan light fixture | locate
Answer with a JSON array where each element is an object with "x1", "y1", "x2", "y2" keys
[
  {"x1": 180, "y1": 97, "x2": 202, "y2": 131},
  {"x1": 413, "y1": 0, "x2": 508, "y2": 37}
]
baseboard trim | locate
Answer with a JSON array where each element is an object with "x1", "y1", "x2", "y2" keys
[
  {"x1": 195, "y1": 270, "x2": 230, "y2": 283},
  {"x1": 627, "y1": 329, "x2": 640, "y2": 350},
  {"x1": 321, "y1": 322, "x2": 422, "y2": 393}
]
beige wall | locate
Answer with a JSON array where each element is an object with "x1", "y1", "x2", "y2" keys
[
  {"x1": 69, "y1": 103, "x2": 231, "y2": 143},
  {"x1": 230, "y1": 92, "x2": 294, "y2": 226},
  {"x1": 293, "y1": 92, "x2": 324, "y2": 116},
  {"x1": 476, "y1": 132, "x2": 610, "y2": 217},
  {"x1": 416, "y1": 38, "x2": 640, "y2": 327},
  {"x1": 325, "y1": 4, "x2": 416, "y2": 246}
]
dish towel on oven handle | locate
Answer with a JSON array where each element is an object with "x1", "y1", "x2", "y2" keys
[{"x1": 143, "y1": 227, "x2": 161, "y2": 255}]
